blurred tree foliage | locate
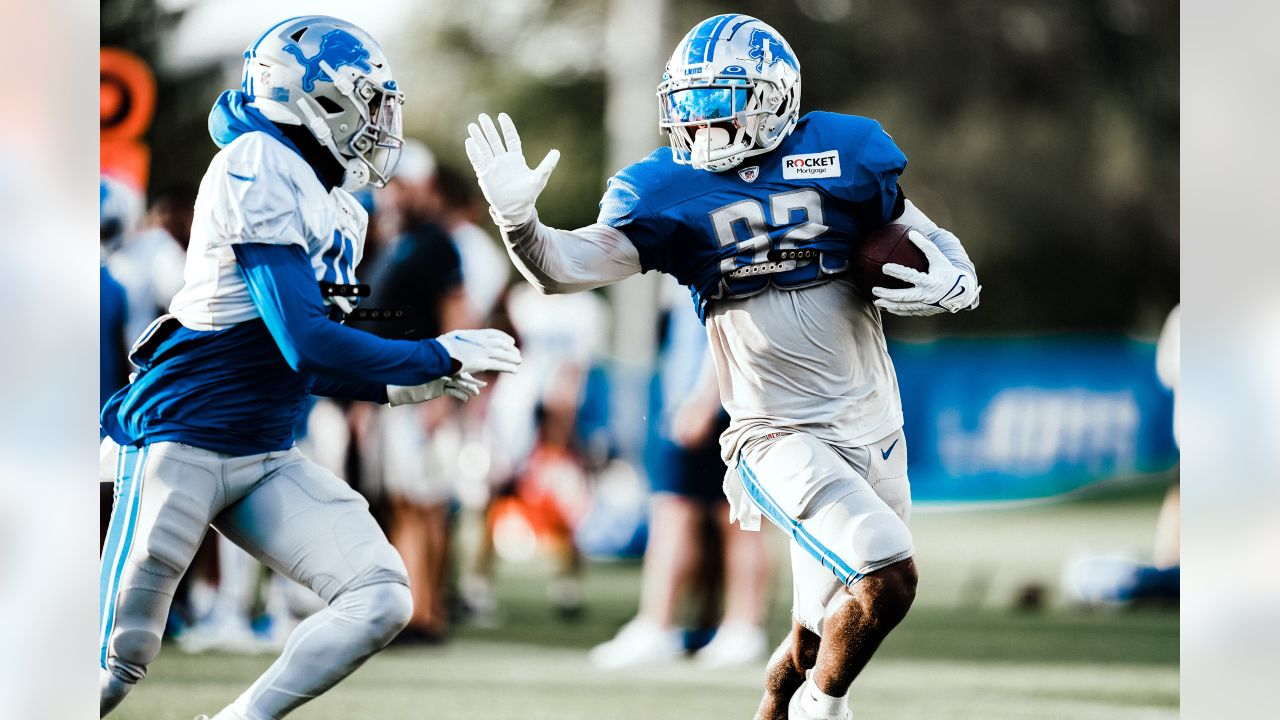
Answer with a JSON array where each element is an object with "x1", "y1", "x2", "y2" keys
[{"x1": 108, "y1": 0, "x2": 1177, "y2": 334}]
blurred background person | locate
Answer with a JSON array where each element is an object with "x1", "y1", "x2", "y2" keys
[
  {"x1": 99, "y1": 205, "x2": 130, "y2": 552},
  {"x1": 99, "y1": 175, "x2": 186, "y2": 344},
  {"x1": 427, "y1": 163, "x2": 509, "y2": 323},
  {"x1": 591, "y1": 280, "x2": 771, "y2": 669},
  {"x1": 1153, "y1": 304, "x2": 1180, "y2": 571},
  {"x1": 354, "y1": 138, "x2": 472, "y2": 644},
  {"x1": 465, "y1": 283, "x2": 608, "y2": 622},
  {"x1": 1062, "y1": 303, "x2": 1180, "y2": 608},
  {"x1": 135, "y1": 188, "x2": 195, "y2": 251},
  {"x1": 99, "y1": 261, "x2": 130, "y2": 412}
]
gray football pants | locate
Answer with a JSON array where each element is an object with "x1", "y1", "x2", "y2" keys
[{"x1": 99, "y1": 441, "x2": 411, "y2": 719}]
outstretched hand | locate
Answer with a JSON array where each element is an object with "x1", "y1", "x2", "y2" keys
[{"x1": 464, "y1": 112, "x2": 560, "y2": 226}]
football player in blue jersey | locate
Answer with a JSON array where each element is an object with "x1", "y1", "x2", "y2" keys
[
  {"x1": 466, "y1": 14, "x2": 979, "y2": 720},
  {"x1": 98, "y1": 16, "x2": 521, "y2": 719}
]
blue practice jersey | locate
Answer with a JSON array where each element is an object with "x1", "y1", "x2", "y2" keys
[{"x1": 598, "y1": 112, "x2": 906, "y2": 319}]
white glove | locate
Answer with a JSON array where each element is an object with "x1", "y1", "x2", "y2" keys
[
  {"x1": 464, "y1": 112, "x2": 560, "y2": 226},
  {"x1": 872, "y1": 230, "x2": 981, "y2": 317},
  {"x1": 436, "y1": 328, "x2": 522, "y2": 375},
  {"x1": 387, "y1": 372, "x2": 486, "y2": 406}
]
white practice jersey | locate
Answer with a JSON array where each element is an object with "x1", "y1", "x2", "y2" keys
[
  {"x1": 168, "y1": 132, "x2": 368, "y2": 331},
  {"x1": 487, "y1": 283, "x2": 608, "y2": 464},
  {"x1": 705, "y1": 278, "x2": 902, "y2": 462}
]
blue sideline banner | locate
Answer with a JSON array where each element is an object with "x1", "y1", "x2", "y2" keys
[{"x1": 891, "y1": 336, "x2": 1177, "y2": 503}]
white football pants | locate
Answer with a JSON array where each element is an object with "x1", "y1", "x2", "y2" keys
[
  {"x1": 731, "y1": 428, "x2": 914, "y2": 636},
  {"x1": 99, "y1": 441, "x2": 410, "y2": 719}
]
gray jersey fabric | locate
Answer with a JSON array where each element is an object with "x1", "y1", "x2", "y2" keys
[{"x1": 705, "y1": 278, "x2": 902, "y2": 465}]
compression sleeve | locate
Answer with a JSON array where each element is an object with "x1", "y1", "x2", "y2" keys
[
  {"x1": 233, "y1": 242, "x2": 455, "y2": 385},
  {"x1": 498, "y1": 211, "x2": 642, "y2": 294}
]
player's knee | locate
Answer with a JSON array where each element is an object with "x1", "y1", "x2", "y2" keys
[
  {"x1": 763, "y1": 635, "x2": 811, "y2": 695},
  {"x1": 793, "y1": 629, "x2": 820, "y2": 671},
  {"x1": 849, "y1": 509, "x2": 913, "y2": 570},
  {"x1": 358, "y1": 582, "x2": 413, "y2": 643},
  {"x1": 867, "y1": 558, "x2": 917, "y2": 624},
  {"x1": 109, "y1": 625, "x2": 163, "y2": 673}
]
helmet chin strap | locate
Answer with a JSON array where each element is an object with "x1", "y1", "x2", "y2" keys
[
  {"x1": 295, "y1": 98, "x2": 376, "y2": 190},
  {"x1": 341, "y1": 158, "x2": 370, "y2": 191},
  {"x1": 295, "y1": 99, "x2": 348, "y2": 165}
]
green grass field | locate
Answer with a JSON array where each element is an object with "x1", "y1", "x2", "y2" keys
[{"x1": 116, "y1": 485, "x2": 1178, "y2": 719}]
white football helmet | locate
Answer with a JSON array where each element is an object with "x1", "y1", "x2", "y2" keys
[
  {"x1": 242, "y1": 16, "x2": 404, "y2": 187},
  {"x1": 658, "y1": 15, "x2": 801, "y2": 172}
]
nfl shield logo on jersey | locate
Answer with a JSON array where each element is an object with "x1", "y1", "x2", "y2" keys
[{"x1": 738, "y1": 165, "x2": 760, "y2": 183}]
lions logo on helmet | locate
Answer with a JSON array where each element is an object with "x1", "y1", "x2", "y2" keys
[
  {"x1": 283, "y1": 28, "x2": 373, "y2": 93},
  {"x1": 745, "y1": 29, "x2": 798, "y2": 74},
  {"x1": 243, "y1": 16, "x2": 405, "y2": 189},
  {"x1": 657, "y1": 15, "x2": 802, "y2": 173}
]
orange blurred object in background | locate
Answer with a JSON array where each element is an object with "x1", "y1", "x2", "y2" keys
[{"x1": 100, "y1": 47, "x2": 154, "y2": 190}]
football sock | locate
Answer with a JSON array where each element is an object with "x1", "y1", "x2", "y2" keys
[{"x1": 800, "y1": 672, "x2": 849, "y2": 717}]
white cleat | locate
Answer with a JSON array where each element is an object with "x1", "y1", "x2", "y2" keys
[
  {"x1": 693, "y1": 622, "x2": 768, "y2": 669},
  {"x1": 788, "y1": 676, "x2": 852, "y2": 720},
  {"x1": 588, "y1": 617, "x2": 684, "y2": 669}
]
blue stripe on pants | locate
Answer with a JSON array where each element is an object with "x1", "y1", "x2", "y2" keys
[
  {"x1": 99, "y1": 445, "x2": 146, "y2": 669},
  {"x1": 738, "y1": 458, "x2": 863, "y2": 587}
]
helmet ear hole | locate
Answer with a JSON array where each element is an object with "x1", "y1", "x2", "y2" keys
[{"x1": 315, "y1": 96, "x2": 344, "y2": 114}]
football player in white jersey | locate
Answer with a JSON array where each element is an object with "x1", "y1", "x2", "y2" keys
[
  {"x1": 98, "y1": 16, "x2": 521, "y2": 719},
  {"x1": 465, "y1": 15, "x2": 979, "y2": 720}
]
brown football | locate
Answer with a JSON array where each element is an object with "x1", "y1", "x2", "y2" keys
[{"x1": 850, "y1": 223, "x2": 929, "y2": 299}]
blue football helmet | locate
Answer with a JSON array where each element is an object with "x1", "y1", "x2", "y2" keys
[
  {"x1": 658, "y1": 15, "x2": 802, "y2": 172},
  {"x1": 241, "y1": 16, "x2": 404, "y2": 188}
]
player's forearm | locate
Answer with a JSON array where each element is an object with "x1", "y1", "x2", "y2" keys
[
  {"x1": 234, "y1": 243, "x2": 455, "y2": 386},
  {"x1": 499, "y1": 211, "x2": 641, "y2": 294},
  {"x1": 309, "y1": 376, "x2": 390, "y2": 404},
  {"x1": 895, "y1": 199, "x2": 977, "y2": 278}
]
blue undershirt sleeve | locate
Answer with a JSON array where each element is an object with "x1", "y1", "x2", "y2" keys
[
  {"x1": 233, "y1": 242, "x2": 455, "y2": 387},
  {"x1": 308, "y1": 376, "x2": 390, "y2": 403}
]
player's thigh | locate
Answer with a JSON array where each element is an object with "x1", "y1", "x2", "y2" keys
[
  {"x1": 736, "y1": 431, "x2": 864, "y2": 522},
  {"x1": 101, "y1": 442, "x2": 222, "y2": 667},
  {"x1": 737, "y1": 433, "x2": 912, "y2": 634},
  {"x1": 213, "y1": 449, "x2": 408, "y2": 604},
  {"x1": 844, "y1": 428, "x2": 912, "y2": 523}
]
